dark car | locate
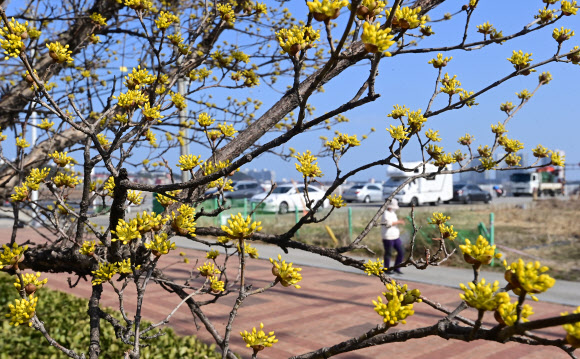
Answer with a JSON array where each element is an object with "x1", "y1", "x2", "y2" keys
[
  {"x1": 224, "y1": 181, "x2": 264, "y2": 199},
  {"x1": 452, "y1": 184, "x2": 492, "y2": 204}
]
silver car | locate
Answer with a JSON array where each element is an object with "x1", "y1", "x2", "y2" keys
[{"x1": 343, "y1": 183, "x2": 383, "y2": 203}]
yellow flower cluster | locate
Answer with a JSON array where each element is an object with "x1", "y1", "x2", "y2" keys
[
  {"x1": 206, "y1": 249, "x2": 220, "y2": 260},
  {"x1": 197, "y1": 112, "x2": 215, "y2": 127},
  {"x1": 11, "y1": 184, "x2": 29, "y2": 202},
  {"x1": 171, "y1": 204, "x2": 197, "y2": 236},
  {"x1": 458, "y1": 133, "x2": 474, "y2": 146},
  {"x1": 6, "y1": 295, "x2": 38, "y2": 327},
  {"x1": 217, "y1": 4, "x2": 236, "y2": 26},
  {"x1": 240, "y1": 323, "x2": 278, "y2": 352},
  {"x1": 0, "y1": 243, "x2": 28, "y2": 269},
  {"x1": 307, "y1": 0, "x2": 348, "y2": 22},
  {"x1": 145, "y1": 129, "x2": 157, "y2": 147},
  {"x1": 325, "y1": 133, "x2": 361, "y2": 151},
  {"x1": 350, "y1": 0, "x2": 386, "y2": 21},
  {"x1": 177, "y1": 154, "x2": 203, "y2": 171},
  {"x1": 104, "y1": 176, "x2": 115, "y2": 197},
  {"x1": 197, "y1": 262, "x2": 221, "y2": 277},
  {"x1": 135, "y1": 211, "x2": 168, "y2": 233},
  {"x1": 327, "y1": 194, "x2": 346, "y2": 208},
  {"x1": 294, "y1": 150, "x2": 323, "y2": 178},
  {"x1": 372, "y1": 283, "x2": 415, "y2": 325},
  {"x1": 39, "y1": 118, "x2": 54, "y2": 130},
  {"x1": 127, "y1": 190, "x2": 143, "y2": 205},
  {"x1": 407, "y1": 109, "x2": 427, "y2": 133},
  {"x1": 516, "y1": 89, "x2": 533, "y2": 100},
  {"x1": 111, "y1": 218, "x2": 142, "y2": 245},
  {"x1": 241, "y1": 242, "x2": 259, "y2": 259},
  {"x1": 90, "y1": 13, "x2": 108, "y2": 26},
  {"x1": 505, "y1": 153, "x2": 521, "y2": 167},
  {"x1": 0, "y1": 18, "x2": 26, "y2": 60},
  {"x1": 49, "y1": 151, "x2": 74, "y2": 167},
  {"x1": 363, "y1": 258, "x2": 384, "y2": 276},
  {"x1": 507, "y1": 50, "x2": 535, "y2": 74},
  {"x1": 459, "y1": 279, "x2": 509, "y2": 311},
  {"x1": 189, "y1": 68, "x2": 212, "y2": 82},
  {"x1": 79, "y1": 240, "x2": 96, "y2": 256},
  {"x1": 476, "y1": 22, "x2": 494, "y2": 35},
  {"x1": 562, "y1": 306, "x2": 580, "y2": 348},
  {"x1": 114, "y1": 89, "x2": 148, "y2": 109},
  {"x1": 387, "y1": 104, "x2": 408, "y2": 119},
  {"x1": 440, "y1": 73, "x2": 463, "y2": 96},
  {"x1": 383, "y1": 281, "x2": 422, "y2": 305},
  {"x1": 156, "y1": 190, "x2": 180, "y2": 207},
  {"x1": 209, "y1": 276, "x2": 225, "y2": 293},
  {"x1": 480, "y1": 157, "x2": 497, "y2": 170},
  {"x1": 141, "y1": 102, "x2": 163, "y2": 121},
  {"x1": 16, "y1": 137, "x2": 30, "y2": 148},
  {"x1": 14, "y1": 272, "x2": 48, "y2": 294},
  {"x1": 561, "y1": 0, "x2": 578, "y2": 16},
  {"x1": 221, "y1": 213, "x2": 262, "y2": 239},
  {"x1": 428, "y1": 54, "x2": 451, "y2": 69},
  {"x1": 459, "y1": 235, "x2": 501, "y2": 267},
  {"x1": 276, "y1": 25, "x2": 320, "y2": 57},
  {"x1": 502, "y1": 138, "x2": 524, "y2": 154},
  {"x1": 25, "y1": 168, "x2": 50, "y2": 191},
  {"x1": 535, "y1": 8, "x2": 556, "y2": 24},
  {"x1": 125, "y1": 66, "x2": 155, "y2": 90},
  {"x1": 144, "y1": 232, "x2": 176, "y2": 256},
  {"x1": 155, "y1": 11, "x2": 179, "y2": 30},
  {"x1": 46, "y1": 42, "x2": 73, "y2": 63},
  {"x1": 171, "y1": 92, "x2": 187, "y2": 110},
  {"x1": 386, "y1": 6, "x2": 428, "y2": 30},
  {"x1": 496, "y1": 301, "x2": 533, "y2": 326},
  {"x1": 550, "y1": 150, "x2": 565, "y2": 167},
  {"x1": 53, "y1": 172, "x2": 81, "y2": 188},
  {"x1": 123, "y1": 0, "x2": 153, "y2": 11},
  {"x1": 460, "y1": 90, "x2": 478, "y2": 107},
  {"x1": 270, "y1": 254, "x2": 302, "y2": 288},
  {"x1": 428, "y1": 212, "x2": 450, "y2": 225},
  {"x1": 218, "y1": 122, "x2": 238, "y2": 137},
  {"x1": 503, "y1": 259, "x2": 556, "y2": 300},
  {"x1": 92, "y1": 262, "x2": 118, "y2": 285},
  {"x1": 553, "y1": 27, "x2": 575, "y2": 43},
  {"x1": 438, "y1": 223, "x2": 457, "y2": 240},
  {"x1": 361, "y1": 22, "x2": 394, "y2": 55},
  {"x1": 425, "y1": 129, "x2": 441, "y2": 142},
  {"x1": 477, "y1": 145, "x2": 492, "y2": 158},
  {"x1": 387, "y1": 125, "x2": 410, "y2": 143}
]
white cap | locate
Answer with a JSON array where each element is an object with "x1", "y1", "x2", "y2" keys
[{"x1": 387, "y1": 198, "x2": 399, "y2": 209}]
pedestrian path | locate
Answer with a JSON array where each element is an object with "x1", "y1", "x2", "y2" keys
[{"x1": 4, "y1": 229, "x2": 578, "y2": 358}]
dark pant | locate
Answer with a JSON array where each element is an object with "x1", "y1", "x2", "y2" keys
[{"x1": 382, "y1": 238, "x2": 404, "y2": 270}]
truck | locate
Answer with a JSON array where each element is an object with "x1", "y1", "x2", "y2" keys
[
  {"x1": 382, "y1": 162, "x2": 453, "y2": 206},
  {"x1": 509, "y1": 168, "x2": 564, "y2": 197}
]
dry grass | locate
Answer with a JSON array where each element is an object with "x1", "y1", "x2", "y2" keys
[{"x1": 197, "y1": 198, "x2": 580, "y2": 281}]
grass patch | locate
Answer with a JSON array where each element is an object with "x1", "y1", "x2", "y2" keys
[{"x1": 0, "y1": 273, "x2": 221, "y2": 359}]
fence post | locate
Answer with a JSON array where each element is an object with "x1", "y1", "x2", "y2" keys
[
  {"x1": 295, "y1": 206, "x2": 300, "y2": 238},
  {"x1": 251, "y1": 202, "x2": 256, "y2": 221},
  {"x1": 348, "y1": 207, "x2": 353, "y2": 241},
  {"x1": 213, "y1": 198, "x2": 218, "y2": 226},
  {"x1": 243, "y1": 198, "x2": 248, "y2": 217},
  {"x1": 490, "y1": 212, "x2": 495, "y2": 266}
]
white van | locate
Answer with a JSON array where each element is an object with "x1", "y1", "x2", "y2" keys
[{"x1": 383, "y1": 162, "x2": 453, "y2": 206}]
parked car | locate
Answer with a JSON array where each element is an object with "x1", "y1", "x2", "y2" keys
[
  {"x1": 452, "y1": 184, "x2": 492, "y2": 204},
  {"x1": 343, "y1": 183, "x2": 383, "y2": 203},
  {"x1": 250, "y1": 184, "x2": 328, "y2": 214},
  {"x1": 224, "y1": 181, "x2": 264, "y2": 200}
]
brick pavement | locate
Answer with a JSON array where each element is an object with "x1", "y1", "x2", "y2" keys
[{"x1": 5, "y1": 228, "x2": 577, "y2": 358}]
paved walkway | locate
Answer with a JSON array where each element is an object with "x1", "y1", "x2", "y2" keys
[{"x1": 4, "y1": 229, "x2": 579, "y2": 358}]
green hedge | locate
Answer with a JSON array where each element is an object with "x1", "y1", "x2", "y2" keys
[{"x1": 0, "y1": 273, "x2": 222, "y2": 359}]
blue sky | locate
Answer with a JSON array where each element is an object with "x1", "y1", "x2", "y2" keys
[{"x1": 4, "y1": 0, "x2": 579, "y2": 182}]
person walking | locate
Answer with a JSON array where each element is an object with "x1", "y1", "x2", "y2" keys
[{"x1": 381, "y1": 199, "x2": 405, "y2": 274}]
